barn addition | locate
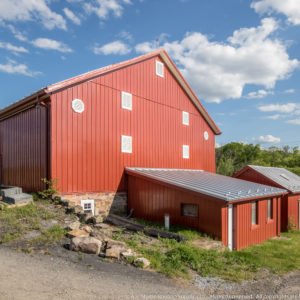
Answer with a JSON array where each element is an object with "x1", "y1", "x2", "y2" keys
[
  {"x1": 233, "y1": 165, "x2": 300, "y2": 231},
  {"x1": 126, "y1": 168, "x2": 286, "y2": 250}
]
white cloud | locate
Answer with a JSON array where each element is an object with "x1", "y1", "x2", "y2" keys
[
  {"x1": 246, "y1": 89, "x2": 274, "y2": 99},
  {"x1": 93, "y1": 40, "x2": 131, "y2": 55},
  {"x1": 84, "y1": 0, "x2": 131, "y2": 20},
  {"x1": 63, "y1": 8, "x2": 81, "y2": 25},
  {"x1": 284, "y1": 88, "x2": 295, "y2": 94},
  {"x1": 258, "y1": 134, "x2": 280, "y2": 143},
  {"x1": 251, "y1": 0, "x2": 300, "y2": 25},
  {"x1": 6, "y1": 24, "x2": 27, "y2": 41},
  {"x1": 265, "y1": 114, "x2": 280, "y2": 120},
  {"x1": 287, "y1": 118, "x2": 300, "y2": 125},
  {"x1": 0, "y1": 41, "x2": 28, "y2": 53},
  {"x1": 0, "y1": 0, "x2": 66, "y2": 30},
  {"x1": 0, "y1": 60, "x2": 40, "y2": 76},
  {"x1": 258, "y1": 103, "x2": 300, "y2": 125},
  {"x1": 118, "y1": 30, "x2": 133, "y2": 42},
  {"x1": 286, "y1": 118, "x2": 300, "y2": 125},
  {"x1": 32, "y1": 38, "x2": 73, "y2": 53},
  {"x1": 258, "y1": 103, "x2": 299, "y2": 113},
  {"x1": 135, "y1": 18, "x2": 299, "y2": 103},
  {"x1": 215, "y1": 143, "x2": 221, "y2": 148}
]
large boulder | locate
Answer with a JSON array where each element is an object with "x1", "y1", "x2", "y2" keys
[
  {"x1": 70, "y1": 236, "x2": 102, "y2": 255},
  {"x1": 64, "y1": 221, "x2": 81, "y2": 231},
  {"x1": 89, "y1": 215, "x2": 104, "y2": 224},
  {"x1": 105, "y1": 239, "x2": 127, "y2": 259},
  {"x1": 134, "y1": 257, "x2": 150, "y2": 269},
  {"x1": 80, "y1": 225, "x2": 93, "y2": 233},
  {"x1": 67, "y1": 229, "x2": 89, "y2": 238}
]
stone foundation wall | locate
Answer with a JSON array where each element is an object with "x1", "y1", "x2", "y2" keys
[{"x1": 58, "y1": 192, "x2": 127, "y2": 216}]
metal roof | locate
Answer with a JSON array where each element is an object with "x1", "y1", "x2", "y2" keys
[
  {"x1": 125, "y1": 168, "x2": 287, "y2": 202},
  {"x1": 248, "y1": 165, "x2": 300, "y2": 193}
]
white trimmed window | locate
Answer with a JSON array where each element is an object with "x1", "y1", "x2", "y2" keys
[
  {"x1": 251, "y1": 201, "x2": 258, "y2": 225},
  {"x1": 182, "y1": 111, "x2": 189, "y2": 126},
  {"x1": 156, "y1": 60, "x2": 164, "y2": 77},
  {"x1": 267, "y1": 199, "x2": 273, "y2": 220},
  {"x1": 204, "y1": 131, "x2": 209, "y2": 141},
  {"x1": 121, "y1": 135, "x2": 132, "y2": 153},
  {"x1": 121, "y1": 91, "x2": 132, "y2": 110},
  {"x1": 81, "y1": 199, "x2": 95, "y2": 215},
  {"x1": 182, "y1": 145, "x2": 189, "y2": 159}
]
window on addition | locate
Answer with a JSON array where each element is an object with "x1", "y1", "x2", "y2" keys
[
  {"x1": 267, "y1": 199, "x2": 273, "y2": 220},
  {"x1": 251, "y1": 201, "x2": 258, "y2": 225}
]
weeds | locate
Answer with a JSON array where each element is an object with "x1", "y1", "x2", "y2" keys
[
  {"x1": 0, "y1": 201, "x2": 59, "y2": 244},
  {"x1": 31, "y1": 225, "x2": 67, "y2": 246},
  {"x1": 114, "y1": 219, "x2": 300, "y2": 281},
  {"x1": 38, "y1": 178, "x2": 59, "y2": 200}
]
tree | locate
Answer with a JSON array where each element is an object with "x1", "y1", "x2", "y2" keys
[{"x1": 216, "y1": 142, "x2": 300, "y2": 176}]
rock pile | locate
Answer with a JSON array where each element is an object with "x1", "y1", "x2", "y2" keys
[{"x1": 63, "y1": 208, "x2": 150, "y2": 269}]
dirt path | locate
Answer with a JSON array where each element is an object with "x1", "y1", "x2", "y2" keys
[{"x1": 0, "y1": 247, "x2": 208, "y2": 300}]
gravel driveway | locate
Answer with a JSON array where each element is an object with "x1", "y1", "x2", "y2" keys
[
  {"x1": 0, "y1": 246, "x2": 208, "y2": 300},
  {"x1": 1, "y1": 246, "x2": 300, "y2": 300}
]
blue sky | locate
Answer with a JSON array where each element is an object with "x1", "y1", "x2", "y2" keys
[{"x1": 0, "y1": 0, "x2": 300, "y2": 148}]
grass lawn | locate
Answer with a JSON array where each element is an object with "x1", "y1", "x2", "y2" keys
[
  {"x1": 113, "y1": 219, "x2": 300, "y2": 282},
  {"x1": 0, "y1": 200, "x2": 66, "y2": 246}
]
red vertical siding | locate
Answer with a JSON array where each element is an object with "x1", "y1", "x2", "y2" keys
[
  {"x1": 51, "y1": 56, "x2": 216, "y2": 194},
  {"x1": 0, "y1": 107, "x2": 48, "y2": 192},
  {"x1": 286, "y1": 194, "x2": 300, "y2": 229},
  {"x1": 234, "y1": 168, "x2": 299, "y2": 232},
  {"x1": 235, "y1": 197, "x2": 279, "y2": 250},
  {"x1": 128, "y1": 175, "x2": 225, "y2": 240}
]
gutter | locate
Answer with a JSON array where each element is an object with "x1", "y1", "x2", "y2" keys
[{"x1": 0, "y1": 89, "x2": 47, "y2": 121}]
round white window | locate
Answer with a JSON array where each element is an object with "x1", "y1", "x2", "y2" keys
[
  {"x1": 204, "y1": 131, "x2": 209, "y2": 140},
  {"x1": 72, "y1": 99, "x2": 85, "y2": 114}
]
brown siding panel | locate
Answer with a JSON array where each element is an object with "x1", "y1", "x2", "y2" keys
[
  {"x1": 128, "y1": 175, "x2": 225, "y2": 240},
  {"x1": 0, "y1": 107, "x2": 47, "y2": 192}
]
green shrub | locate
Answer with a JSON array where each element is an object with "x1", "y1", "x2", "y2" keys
[{"x1": 38, "y1": 178, "x2": 59, "y2": 200}]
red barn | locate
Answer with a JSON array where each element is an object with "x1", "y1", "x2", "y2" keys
[
  {"x1": 0, "y1": 50, "x2": 288, "y2": 249},
  {"x1": 0, "y1": 50, "x2": 220, "y2": 215},
  {"x1": 233, "y1": 165, "x2": 300, "y2": 231}
]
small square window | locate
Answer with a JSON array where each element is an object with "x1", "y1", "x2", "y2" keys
[
  {"x1": 182, "y1": 145, "x2": 189, "y2": 159},
  {"x1": 156, "y1": 60, "x2": 164, "y2": 77},
  {"x1": 121, "y1": 91, "x2": 132, "y2": 110},
  {"x1": 81, "y1": 199, "x2": 94, "y2": 215},
  {"x1": 181, "y1": 204, "x2": 198, "y2": 217},
  {"x1": 182, "y1": 111, "x2": 189, "y2": 126},
  {"x1": 121, "y1": 135, "x2": 132, "y2": 153}
]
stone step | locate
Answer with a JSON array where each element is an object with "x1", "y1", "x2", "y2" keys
[
  {"x1": 0, "y1": 187, "x2": 23, "y2": 197},
  {"x1": 2, "y1": 193, "x2": 33, "y2": 205}
]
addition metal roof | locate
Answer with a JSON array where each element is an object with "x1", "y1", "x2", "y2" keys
[
  {"x1": 125, "y1": 168, "x2": 287, "y2": 202},
  {"x1": 248, "y1": 165, "x2": 300, "y2": 193}
]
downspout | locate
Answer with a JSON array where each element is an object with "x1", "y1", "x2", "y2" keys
[
  {"x1": 228, "y1": 204, "x2": 233, "y2": 251},
  {"x1": 276, "y1": 197, "x2": 280, "y2": 236}
]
